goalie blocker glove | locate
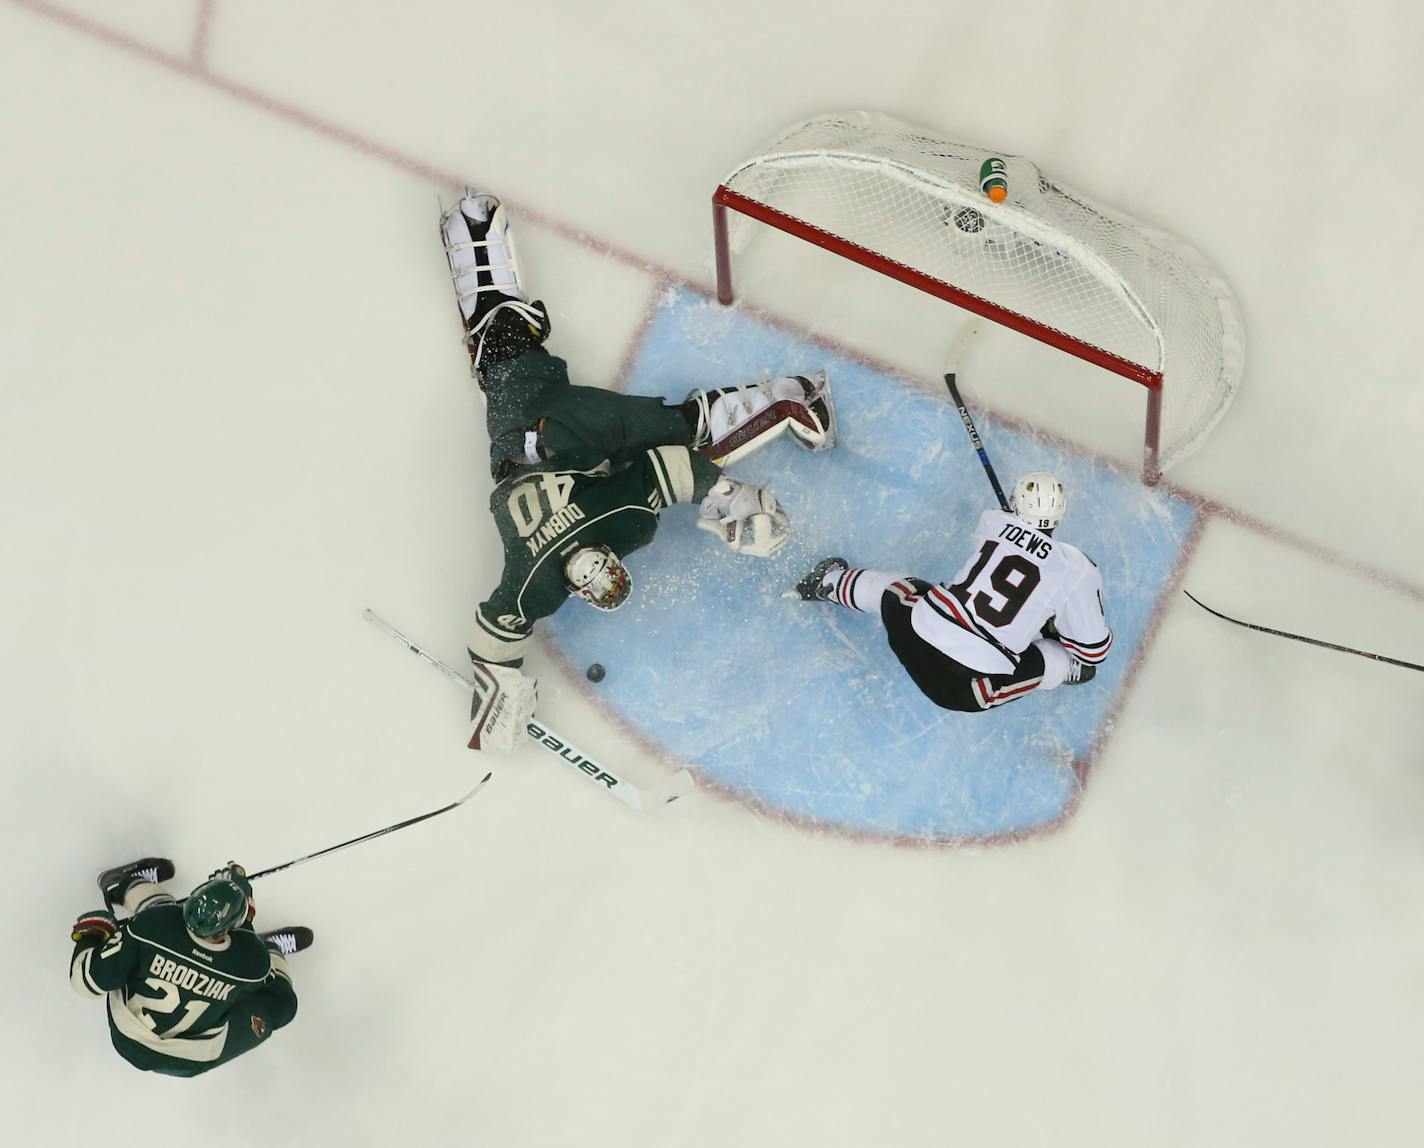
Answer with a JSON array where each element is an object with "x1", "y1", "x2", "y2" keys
[
  {"x1": 468, "y1": 660, "x2": 538, "y2": 754},
  {"x1": 697, "y1": 475, "x2": 791, "y2": 558}
]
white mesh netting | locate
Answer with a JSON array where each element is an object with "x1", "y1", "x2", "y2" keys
[{"x1": 718, "y1": 112, "x2": 1244, "y2": 476}]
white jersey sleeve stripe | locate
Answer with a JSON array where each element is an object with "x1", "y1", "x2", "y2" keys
[
  {"x1": 974, "y1": 674, "x2": 1044, "y2": 708},
  {"x1": 1061, "y1": 631, "x2": 1113, "y2": 663},
  {"x1": 888, "y1": 580, "x2": 919, "y2": 605},
  {"x1": 927, "y1": 585, "x2": 972, "y2": 627},
  {"x1": 649, "y1": 446, "x2": 696, "y2": 505},
  {"x1": 70, "y1": 946, "x2": 102, "y2": 996}
]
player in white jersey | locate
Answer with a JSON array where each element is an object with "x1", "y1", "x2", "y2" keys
[{"x1": 791, "y1": 472, "x2": 1112, "y2": 711}]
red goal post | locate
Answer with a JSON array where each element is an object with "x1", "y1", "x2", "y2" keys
[{"x1": 711, "y1": 112, "x2": 1244, "y2": 483}]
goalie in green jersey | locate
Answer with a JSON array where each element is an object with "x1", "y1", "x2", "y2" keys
[
  {"x1": 437, "y1": 190, "x2": 836, "y2": 754},
  {"x1": 438, "y1": 188, "x2": 837, "y2": 483},
  {"x1": 69, "y1": 858, "x2": 311, "y2": 1077},
  {"x1": 462, "y1": 439, "x2": 791, "y2": 753}
]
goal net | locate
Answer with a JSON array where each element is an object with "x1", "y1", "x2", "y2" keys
[{"x1": 712, "y1": 112, "x2": 1244, "y2": 482}]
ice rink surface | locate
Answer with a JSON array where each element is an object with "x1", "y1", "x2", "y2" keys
[{"x1": 2, "y1": 2, "x2": 1422, "y2": 1145}]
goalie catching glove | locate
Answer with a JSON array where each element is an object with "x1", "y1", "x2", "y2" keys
[
  {"x1": 697, "y1": 476, "x2": 791, "y2": 557},
  {"x1": 468, "y1": 661, "x2": 538, "y2": 754}
]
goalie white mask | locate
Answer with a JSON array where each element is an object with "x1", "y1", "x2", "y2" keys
[
  {"x1": 563, "y1": 545, "x2": 632, "y2": 612},
  {"x1": 1010, "y1": 472, "x2": 1067, "y2": 532}
]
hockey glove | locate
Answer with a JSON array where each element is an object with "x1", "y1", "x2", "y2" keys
[
  {"x1": 469, "y1": 661, "x2": 538, "y2": 755},
  {"x1": 71, "y1": 909, "x2": 118, "y2": 944},
  {"x1": 697, "y1": 476, "x2": 791, "y2": 558}
]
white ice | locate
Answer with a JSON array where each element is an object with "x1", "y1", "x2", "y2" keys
[{"x1": 1, "y1": 1, "x2": 1422, "y2": 1145}]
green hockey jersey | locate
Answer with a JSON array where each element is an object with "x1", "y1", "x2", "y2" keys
[
  {"x1": 70, "y1": 889, "x2": 297, "y2": 1077},
  {"x1": 481, "y1": 346, "x2": 693, "y2": 478},
  {"x1": 468, "y1": 444, "x2": 721, "y2": 664}
]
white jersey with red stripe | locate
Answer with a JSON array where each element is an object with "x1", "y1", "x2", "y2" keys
[{"x1": 913, "y1": 509, "x2": 1112, "y2": 675}]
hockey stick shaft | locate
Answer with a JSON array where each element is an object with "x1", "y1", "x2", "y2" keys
[
  {"x1": 944, "y1": 373, "x2": 1011, "y2": 513},
  {"x1": 363, "y1": 608, "x2": 476, "y2": 691},
  {"x1": 363, "y1": 609, "x2": 694, "y2": 810},
  {"x1": 246, "y1": 771, "x2": 493, "y2": 881},
  {"x1": 1183, "y1": 591, "x2": 1424, "y2": 673}
]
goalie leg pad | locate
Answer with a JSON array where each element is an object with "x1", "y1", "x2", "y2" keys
[
  {"x1": 468, "y1": 662, "x2": 538, "y2": 755},
  {"x1": 440, "y1": 190, "x2": 550, "y2": 378},
  {"x1": 688, "y1": 371, "x2": 836, "y2": 465},
  {"x1": 441, "y1": 190, "x2": 528, "y2": 321}
]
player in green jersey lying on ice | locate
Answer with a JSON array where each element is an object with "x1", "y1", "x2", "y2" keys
[{"x1": 438, "y1": 190, "x2": 838, "y2": 754}]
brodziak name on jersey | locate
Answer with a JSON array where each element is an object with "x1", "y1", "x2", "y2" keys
[{"x1": 143, "y1": 953, "x2": 236, "y2": 1001}]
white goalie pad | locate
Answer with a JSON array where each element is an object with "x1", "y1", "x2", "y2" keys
[
  {"x1": 468, "y1": 661, "x2": 538, "y2": 755},
  {"x1": 696, "y1": 476, "x2": 791, "y2": 557},
  {"x1": 440, "y1": 190, "x2": 528, "y2": 328},
  {"x1": 691, "y1": 371, "x2": 836, "y2": 465}
]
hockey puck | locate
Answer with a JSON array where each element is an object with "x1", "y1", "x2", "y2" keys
[{"x1": 586, "y1": 663, "x2": 605, "y2": 683}]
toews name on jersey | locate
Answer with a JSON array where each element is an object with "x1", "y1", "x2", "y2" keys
[{"x1": 996, "y1": 520, "x2": 1052, "y2": 560}]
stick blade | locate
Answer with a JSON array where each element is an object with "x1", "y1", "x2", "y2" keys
[
  {"x1": 652, "y1": 769, "x2": 696, "y2": 807},
  {"x1": 455, "y1": 771, "x2": 495, "y2": 805}
]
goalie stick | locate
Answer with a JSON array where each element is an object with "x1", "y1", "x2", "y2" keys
[
  {"x1": 362, "y1": 609, "x2": 695, "y2": 811},
  {"x1": 1183, "y1": 591, "x2": 1424, "y2": 673},
  {"x1": 944, "y1": 373, "x2": 1012, "y2": 513}
]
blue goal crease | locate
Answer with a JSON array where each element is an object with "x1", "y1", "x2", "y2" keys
[{"x1": 545, "y1": 287, "x2": 1197, "y2": 841}]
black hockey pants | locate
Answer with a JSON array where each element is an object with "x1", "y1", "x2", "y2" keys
[{"x1": 879, "y1": 579, "x2": 1048, "y2": 712}]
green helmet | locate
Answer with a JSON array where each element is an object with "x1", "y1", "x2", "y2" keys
[{"x1": 183, "y1": 878, "x2": 248, "y2": 939}]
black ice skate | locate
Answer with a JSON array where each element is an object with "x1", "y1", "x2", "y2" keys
[
  {"x1": 791, "y1": 557, "x2": 849, "y2": 602},
  {"x1": 261, "y1": 926, "x2": 315, "y2": 956},
  {"x1": 98, "y1": 857, "x2": 175, "y2": 910},
  {"x1": 1064, "y1": 657, "x2": 1097, "y2": 684}
]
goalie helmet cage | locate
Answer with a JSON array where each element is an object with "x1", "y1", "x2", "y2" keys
[{"x1": 711, "y1": 112, "x2": 1245, "y2": 483}]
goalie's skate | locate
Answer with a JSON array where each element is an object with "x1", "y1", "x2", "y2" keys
[
  {"x1": 440, "y1": 189, "x2": 549, "y2": 382},
  {"x1": 98, "y1": 857, "x2": 175, "y2": 910},
  {"x1": 790, "y1": 370, "x2": 836, "y2": 454},
  {"x1": 1064, "y1": 657, "x2": 1097, "y2": 684},
  {"x1": 788, "y1": 556, "x2": 849, "y2": 602},
  {"x1": 260, "y1": 926, "x2": 315, "y2": 956}
]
